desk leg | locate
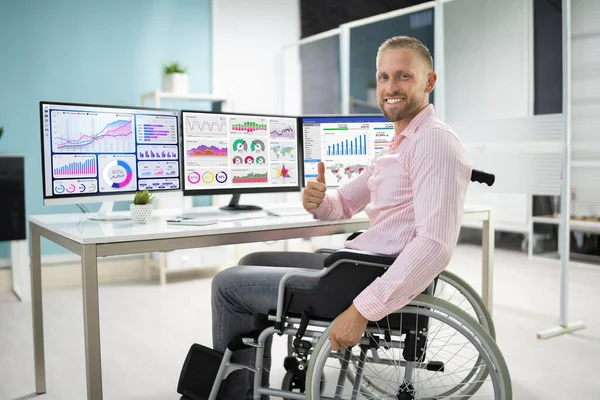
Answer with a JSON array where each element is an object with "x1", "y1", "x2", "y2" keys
[
  {"x1": 482, "y1": 210, "x2": 495, "y2": 317},
  {"x1": 30, "y1": 225, "x2": 46, "y2": 394},
  {"x1": 82, "y1": 245, "x2": 103, "y2": 400}
]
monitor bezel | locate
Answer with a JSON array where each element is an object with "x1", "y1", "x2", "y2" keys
[
  {"x1": 39, "y1": 101, "x2": 183, "y2": 206},
  {"x1": 299, "y1": 113, "x2": 388, "y2": 188},
  {"x1": 180, "y1": 109, "x2": 303, "y2": 197}
]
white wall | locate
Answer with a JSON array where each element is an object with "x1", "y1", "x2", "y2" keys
[
  {"x1": 211, "y1": 0, "x2": 300, "y2": 115},
  {"x1": 211, "y1": 0, "x2": 303, "y2": 208}
]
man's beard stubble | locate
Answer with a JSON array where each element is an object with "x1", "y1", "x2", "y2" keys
[{"x1": 379, "y1": 95, "x2": 422, "y2": 122}]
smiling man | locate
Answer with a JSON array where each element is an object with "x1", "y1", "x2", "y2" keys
[
  {"x1": 303, "y1": 36, "x2": 472, "y2": 351},
  {"x1": 209, "y1": 36, "x2": 472, "y2": 399}
]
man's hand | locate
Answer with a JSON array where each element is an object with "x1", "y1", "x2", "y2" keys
[
  {"x1": 329, "y1": 304, "x2": 369, "y2": 351},
  {"x1": 303, "y1": 161, "x2": 327, "y2": 211}
]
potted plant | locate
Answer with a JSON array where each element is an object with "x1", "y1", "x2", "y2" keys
[
  {"x1": 130, "y1": 190, "x2": 155, "y2": 224},
  {"x1": 162, "y1": 62, "x2": 189, "y2": 94},
  {"x1": 0, "y1": 126, "x2": 4, "y2": 141}
]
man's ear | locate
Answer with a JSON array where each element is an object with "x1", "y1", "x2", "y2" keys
[{"x1": 425, "y1": 71, "x2": 437, "y2": 94}]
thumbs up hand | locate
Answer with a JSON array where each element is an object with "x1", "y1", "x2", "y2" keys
[{"x1": 303, "y1": 161, "x2": 327, "y2": 211}]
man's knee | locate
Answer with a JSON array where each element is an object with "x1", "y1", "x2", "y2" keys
[
  {"x1": 211, "y1": 266, "x2": 240, "y2": 297},
  {"x1": 237, "y1": 251, "x2": 271, "y2": 266}
]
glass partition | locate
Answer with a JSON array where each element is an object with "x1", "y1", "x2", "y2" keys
[{"x1": 348, "y1": 8, "x2": 435, "y2": 114}]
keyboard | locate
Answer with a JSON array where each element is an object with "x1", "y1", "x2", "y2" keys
[
  {"x1": 264, "y1": 204, "x2": 308, "y2": 217},
  {"x1": 180, "y1": 210, "x2": 267, "y2": 222}
]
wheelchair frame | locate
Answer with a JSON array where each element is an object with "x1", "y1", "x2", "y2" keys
[{"x1": 199, "y1": 252, "x2": 511, "y2": 400}]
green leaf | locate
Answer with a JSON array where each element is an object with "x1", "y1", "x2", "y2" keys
[
  {"x1": 163, "y1": 62, "x2": 187, "y2": 75},
  {"x1": 133, "y1": 190, "x2": 155, "y2": 205},
  {"x1": 0, "y1": 126, "x2": 4, "y2": 140}
]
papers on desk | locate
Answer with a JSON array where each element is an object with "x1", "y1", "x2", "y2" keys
[{"x1": 166, "y1": 217, "x2": 218, "y2": 226}]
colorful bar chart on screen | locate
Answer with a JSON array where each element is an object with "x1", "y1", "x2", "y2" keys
[
  {"x1": 231, "y1": 168, "x2": 269, "y2": 184},
  {"x1": 52, "y1": 154, "x2": 97, "y2": 178},
  {"x1": 136, "y1": 115, "x2": 178, "y2": 144},
  {"x1": 138, "y1": 145, "x2": 179, "y2": 160},
  {"x1": 184, "y1": 113, "x2": 228, "y2": 135},
  {"x1": 51, "y1": 111, "x2": 135, "y2": 153},
  {"x1": 137, "y1": 161, "x2": 180, "y2": 178},
  {"x1": 230, "y1": 117, "x2": 268, "y2": 134},
  {"x1": 326, "y1": 134, "x2": 369, "y2": 156}
]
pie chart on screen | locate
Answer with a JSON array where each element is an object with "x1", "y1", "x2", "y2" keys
[{"x1": 103, "y1": 160, "x2": 133, "y2": 189}]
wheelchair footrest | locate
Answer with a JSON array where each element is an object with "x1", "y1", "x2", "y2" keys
[{"x1": 177, "y1": 344, "x2": 224, "y2": 400}]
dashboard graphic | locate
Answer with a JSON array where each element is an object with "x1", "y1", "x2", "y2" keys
[
  {"x1": 51, "y1": 111, "x2": 135, "y2": 153},
  {"x1": 302, "y1": 116, "x2": 393, "y2": 187},
  {"x1": 52, "y1": 154, "x2": 97, "y2": 178},
  {"x1": 42, "y1": 103, "x2": 181, "y2": 202},
  {"x1": 182, "y1": 111, "x2": 299, "y2": 192},
  {"x1": 184, "y1": 113, "x2": 228, "y2": 135},
  {"x1": 269, "y1": 119, "x2": 296, "y2": 139}
]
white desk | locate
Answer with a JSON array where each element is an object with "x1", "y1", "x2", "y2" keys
[{"x1": 27, "y1": 206, "x2": 494, "y2": 400}]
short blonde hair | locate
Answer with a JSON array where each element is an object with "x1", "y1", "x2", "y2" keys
[{"x1": 377, "y1": 36, "x2": 433, "y2": 71}]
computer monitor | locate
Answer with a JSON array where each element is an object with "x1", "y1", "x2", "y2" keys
[
  {"x1": 40, "y1": 101, "x2": 182, "y2": 220},
  {"x1": 301, "y1": 115, "x2": 395, "y2": 187},
  {"x1": 181, "y1": 110, "x2": 301, "y2": 211}
]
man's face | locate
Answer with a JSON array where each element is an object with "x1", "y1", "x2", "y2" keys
[{"x1": 376, "y1": 48, "x2": 433, "y2": 122}]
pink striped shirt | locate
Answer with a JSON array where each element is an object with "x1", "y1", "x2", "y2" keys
[{"x1": 311, "y1": 104, "x2": 472, "y2": 321}]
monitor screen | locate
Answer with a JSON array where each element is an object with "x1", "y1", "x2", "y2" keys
[
  {"x1": 40, "y1": 102, "x2": 181, "y2": 205},
  {"x1": 181, "y1": 110, "x2": 301, "y2": 195},
  {"x1": 301, "y1": 115, "x2": 395, "y2": 187}
]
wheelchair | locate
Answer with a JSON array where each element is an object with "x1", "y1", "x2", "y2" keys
[{"x1": 177, "y1": 170, "x2": 511, "y2": 400}]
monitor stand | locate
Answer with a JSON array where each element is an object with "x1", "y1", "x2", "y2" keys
[
  {"x1": 219, "y1": 194, "x2": 262, "y2": 212},
  {"x1": 88, "y1": 201, "x2": 131, "y2": 221}
]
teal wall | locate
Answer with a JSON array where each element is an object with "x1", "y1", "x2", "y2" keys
[{"x1": 0, "y1": 0, "x2": 213, "y2": 258}]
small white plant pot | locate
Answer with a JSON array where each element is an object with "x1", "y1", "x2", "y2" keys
[
  {"x1": 130, "y1": 204, "x2": 153, "y2": 224},
  {"x1": 162, "y1": 73, "x2": 189, "y2": 94}
]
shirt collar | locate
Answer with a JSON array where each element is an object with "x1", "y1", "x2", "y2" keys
[
  {"x1": 399, "y1": 104, "x2": 435, "y2": 138},
  {"x1": 386, "y1": 104, "x2": 436, "y2": 150}
]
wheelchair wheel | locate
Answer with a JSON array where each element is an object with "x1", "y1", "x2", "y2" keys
[
  {"x1": 436, "y1": 270, "x2": 496, "y2": 339},
  {"x1": 305, "y1": 295, "x2": 511, "y2": 400}
]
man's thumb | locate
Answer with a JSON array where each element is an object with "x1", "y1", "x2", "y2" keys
[{"x1": 317, "y1": 161, "x2": 326, "y2": 184}]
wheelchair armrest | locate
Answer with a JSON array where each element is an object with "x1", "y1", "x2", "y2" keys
[
  {"x1": 314, "y1": 230, "x2": 367, "y2": 254},
  {"x1": 315, "y1": 248, "x2": 338, "y2": 254},
  {"x1": 346, "y1": 230, "x2": 366, "y2": 241},
  {"x1": 323, "y1": 249, "x2": 397, "y2": 268}
]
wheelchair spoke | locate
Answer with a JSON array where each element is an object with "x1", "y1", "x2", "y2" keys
[{"x1": 305, "y1": 298, "x2": 509, "y2": 400}]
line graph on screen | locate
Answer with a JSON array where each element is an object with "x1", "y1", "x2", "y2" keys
[{"x1": 51, "y1": 111, "x2": 135, "y2": 153}]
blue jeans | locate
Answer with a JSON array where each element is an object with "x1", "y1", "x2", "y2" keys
[{"x1": 211, "y1": 251, "x2": 328, "y2": 399}]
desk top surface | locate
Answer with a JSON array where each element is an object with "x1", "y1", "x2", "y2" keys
[{"x1": 28, "y1": 204, "x2": 491, "y2": 245}]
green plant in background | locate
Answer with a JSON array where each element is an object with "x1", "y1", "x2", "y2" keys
[
  {"x1": 163, "y1": 62, "x2": 187, "y2": 75},
  {"x1": 133, "y1": 190, "x2": 155, "y2": 205},
  {"x1": 0, "y1": 126, "x2": 4, "y2": 140},
  {"x1": 367, "y1": 79, "x2": 377, "y2": 89}
]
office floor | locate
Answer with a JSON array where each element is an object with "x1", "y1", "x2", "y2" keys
[{"x1": 1, "y1": 244, "x2": 599, "y2": 400}]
